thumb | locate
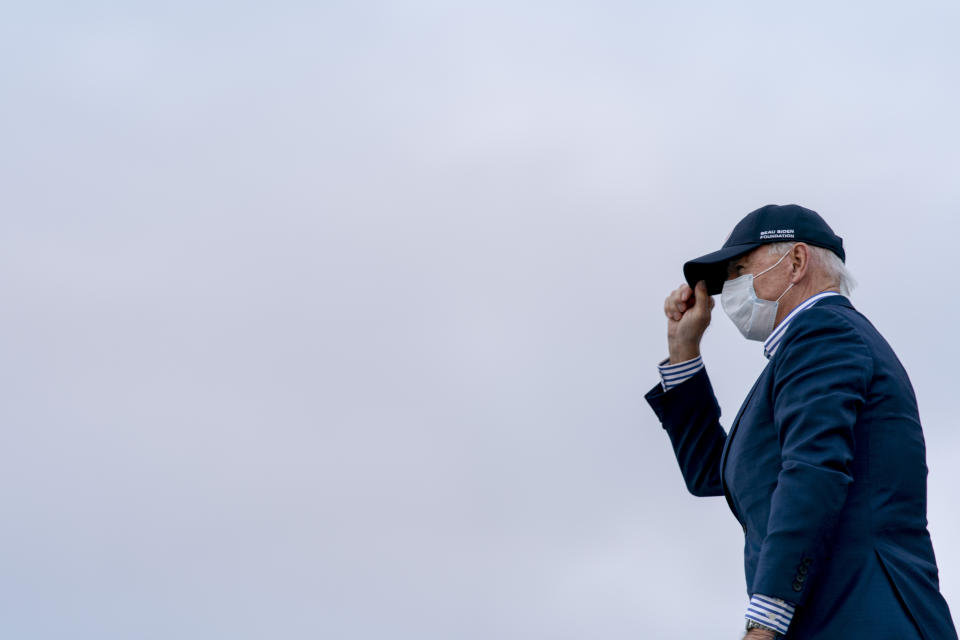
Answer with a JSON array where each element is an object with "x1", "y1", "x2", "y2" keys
[{"x1": 693, "y1": 280, "x2": 711, "y2": 311}]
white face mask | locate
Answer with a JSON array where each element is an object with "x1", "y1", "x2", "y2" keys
[{"x1": 721, "y1": 248, "x2": 795, "y2": 341}]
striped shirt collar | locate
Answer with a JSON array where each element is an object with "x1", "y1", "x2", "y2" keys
[{"x1": 763, "y1": 291, "x2": 842, "y2": 359}]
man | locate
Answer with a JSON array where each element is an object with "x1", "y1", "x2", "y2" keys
[{"x1": 645, "y1": 204, "x2": 957, "y2": 639}]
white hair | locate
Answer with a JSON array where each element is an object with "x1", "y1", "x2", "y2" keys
[{"x1": 767, "y1": 242, "x2": 856, "y2": 297}]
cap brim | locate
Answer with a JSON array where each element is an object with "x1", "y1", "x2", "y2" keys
[{"x1": 683, "y1": 243, "x2": 761, "y2": 295}]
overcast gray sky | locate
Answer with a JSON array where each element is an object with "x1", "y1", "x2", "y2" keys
[{"x1": 2, "y1": 1, "x2": 959, "y2": 638}]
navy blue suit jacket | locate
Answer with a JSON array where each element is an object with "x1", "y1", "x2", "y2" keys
[{"x1": 646, "y1": 296, "x2": 956, "y2": 639}]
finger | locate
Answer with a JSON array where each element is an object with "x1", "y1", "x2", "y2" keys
[
  {"x1": 676, "y1": 286, "x2": 691, "y2": 313},
  {"x1": 693, "y1": 280, "x2": 710, "y2": 310},
  {"x1": 664, "y1": 296, "x2": 680, "y2": 321},
  {"x1": 666, "y1": 291, "x2": 681, "y2": 316}
]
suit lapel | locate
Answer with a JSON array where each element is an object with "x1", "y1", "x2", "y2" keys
[{"x1": 718, "y1": 296, "x2": 853, "y2": 519}]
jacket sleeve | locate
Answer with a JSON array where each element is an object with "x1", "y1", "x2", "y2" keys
[
  {"x1": 752, "y1": 307, "x2": 874, "y2": 604},
  {"x1": 645, "y1": 367, "x2": 726, "y2": 497}
]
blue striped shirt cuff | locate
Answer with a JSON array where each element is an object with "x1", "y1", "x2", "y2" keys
[
  {"x1": 745, "y1": 593, "x2": 796, "y2": 635},
  {"x1": 657, "y1": 355, "x2": 704, "y2": 392}
]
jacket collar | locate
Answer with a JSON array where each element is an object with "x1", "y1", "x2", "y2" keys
[{"x1": 763, "y1": 292, "x2": 852, "y2": 359}]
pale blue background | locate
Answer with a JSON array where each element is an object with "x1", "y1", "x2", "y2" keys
[{"x1": 2, "y1": 1, "x2": 958, "y2": 638}]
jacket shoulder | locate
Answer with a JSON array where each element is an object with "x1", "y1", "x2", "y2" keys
[{"x1": 776, "y1": 299, "x2": 872, "y2": 355}]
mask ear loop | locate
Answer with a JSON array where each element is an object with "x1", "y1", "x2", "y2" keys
[
  {"x1": 758, "y1": 244, "x2": 797, "y2": 303},
  {"x1": 776, "y1": 282, "x2": 794, "y2": 303},
  {"x1": 755, "y1": 245, "x2": 794, "y2": 279}
]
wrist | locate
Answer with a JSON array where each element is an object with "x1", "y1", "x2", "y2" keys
[
  {"x1": 667, "y1": 341, "x2": 701, "y2": 364},
  {"x1": 745, "y1": 619, "x2": 779, "y2": 638}
]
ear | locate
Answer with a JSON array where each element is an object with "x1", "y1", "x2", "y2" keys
[{"x1": 790, "y1": 243, "x2": 810, "y2": 283}]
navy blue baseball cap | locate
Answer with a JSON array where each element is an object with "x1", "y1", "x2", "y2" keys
[{"x1": 683, "y1": 204, "x2": 845, "y2": 295}]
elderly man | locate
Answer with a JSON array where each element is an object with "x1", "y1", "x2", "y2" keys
[{"x1": 645, "y1": 204, "x2": 957, "y2": 639}]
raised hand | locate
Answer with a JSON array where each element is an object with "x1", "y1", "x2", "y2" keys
[{"x1": 663, "y1": 280, "x2": 714, "y2": 363}]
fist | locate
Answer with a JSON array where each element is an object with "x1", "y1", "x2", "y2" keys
[{"x1": 663, "y1": 280, "x2": 714, "y2": 362}]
